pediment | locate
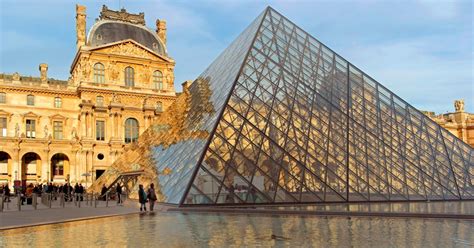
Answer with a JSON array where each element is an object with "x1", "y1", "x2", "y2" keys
[
  {"x1": 22, "y1": 111, "x2": 40, "y2": 122},
  {"x1": 49, "y1": 114, "x2": 68, "y2": 125},
  {"x1": 0, "y1": 109, "x2": 12, "y2": 119},
  {"x1": 89, "y1": 39, "x2": 173, "y2": 62}
]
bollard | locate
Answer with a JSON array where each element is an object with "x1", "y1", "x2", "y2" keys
[
  {"x1": 106, "y1": 192, "x2": 109, "y2": 207},
  {"x1": 32, "y1": 193, "x2": 37, "y2": 210},
  {"x1": 78, "y1": 194, "x2": 81, "y2": 208},
  {"x1": 94, "y1": 193, "x2": 97, "y2": 208},
  {"x1": 0, "y1": 193, "x2": 4, "y2": 212},
  {"x1": 17, "y1": 193, "x2": 21, "y2": 211},
  {"x1": 60, "y1": 193, "x2": 65, "y2": 208},
  {"x1": 48, "y1": 193, "x2": 52, "y2": 208}
]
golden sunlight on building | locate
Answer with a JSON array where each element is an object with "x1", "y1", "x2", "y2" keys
[
  {"x1": 0, "y1": 5, "x2": 177, "y2": 188},
  {"x1": 423, "y1": 99, "x2": 474, "y2": 148}
]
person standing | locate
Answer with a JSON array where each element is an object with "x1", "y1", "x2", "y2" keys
[
  {"x1": 138, "y1": 184, "x2": 147, "y2": 212},
  {"x1": 101, "y1": 184, "x2": 107, "y2": 201},
  {"x1": 4, "y1": 184, "x2": 10, "y2": 202},
  {"x1": 116, "y1": 183, "x2": 123, "y2": 205},
  {"x1": 147, "y1": 183, "x2": 157, "y2": 211}
]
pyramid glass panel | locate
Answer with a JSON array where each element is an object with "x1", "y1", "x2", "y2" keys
[{"x1": 151, "y1": 7, "x2": 473, "y2": 205}]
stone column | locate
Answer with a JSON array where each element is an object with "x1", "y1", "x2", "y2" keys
[{"x1": 43, "y1": 149, "x2": 49, "y2": 183}]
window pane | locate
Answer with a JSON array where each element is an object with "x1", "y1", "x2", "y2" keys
[
  {"x1": 54, "y1": 97, "x2": 62, "y2": 108},
  {"x1": 53, "y1": 121, "x2": 63, "y2": 139},
  {"x1": 96, "y1": 120, "x2": 105, "y2": 141},
  {"x1": 125, "y1": 67, "x2": 134, "y2": 87},
  {"x1": 94, "y1": 63, "x2": 105, "y2": 83},
  {"x1": 0, "y1": 117, "x2": 6, "y2": 137},
  {"x1": 26, "y1": 119, "x2": 36, "y2": 138},
  {"x1": 153, "y1": 70, "x2": 163, "y2": 90},
  {"x1": 124, "y1": 118, "x2": 139, "y2": 143},
  {"x1": 96, "y1": 96, "x2": 104, "y2": 107},
  {"x1": 0, "y1": 92, "x2": 6, "y2": 103},
  {"x1": 27, "y1": 95, "x2": 34, "y2": 106}
]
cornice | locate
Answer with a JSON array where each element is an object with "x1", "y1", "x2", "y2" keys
[
  {"x1": 0, "y1": 84, "x2": 77, "y2": 96},
  {"x1": 77, "y1": 86, "x2": 177, "y2": 100}
]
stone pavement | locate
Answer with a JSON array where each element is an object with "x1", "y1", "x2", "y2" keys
[{"x1": 0, "y1": 197, "x2": 140, "y2": 230}]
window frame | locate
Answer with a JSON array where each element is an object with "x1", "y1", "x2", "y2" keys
[
  {"x1": 153, "y1": 70, "x2": 164, "y2": 90},
  {"x1": 53, "y1": 121, "x2": 63, "y2": 140},
  {"x1": 124, "y1": 67, "x2": 135, "y2": 87},
  {"x1": 54, "y1": 97, "x2": 62, "y2": 108},
  {"x1": 27, "y1": 95, "x2": 35, "y2": 106},
  {"x1": 0, "y1": 92, "x2": 6, "y2": 104},
  {"x1": 25, "y1": 119, "x2": 36, "y2": 138},
  {"x1": 124, "y1": 118, "x2": 139, "y2": 144},
  {"x1": 93, "y1": 63, "x2": 105, "y2": 83},
  {"x1": 96, "y1": 96, "x2": 104, "y2": 107},
  {"x1": 0, "y1": 117, "x2": 6, "y2": 137},
  {"x1": 96, "y1": 120, "x2": 105, "y2": 141}
]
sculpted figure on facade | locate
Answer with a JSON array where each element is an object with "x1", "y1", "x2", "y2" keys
[
  {"x1": 108, "y1": 62, "x2": 119, "y2": 81},
  {"x1": 44, "y1": 125, "x2": 49, "y2": 138},
  {"x1": 14, "y1": 123, "x2": 20, "y2": 137},
  {"x1": 112, "y1": 93, "x2": 122, "y2": 104},
  {"x1": 455, "y1": 99, "x2": 465, "y2": 112},
  {"x1": 12, "y1": 72, "x2": 20, "y2": 81}
]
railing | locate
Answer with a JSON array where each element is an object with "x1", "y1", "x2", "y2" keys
[{"x1": 0, "y1": 191, "x2": 127, "y2": 212}]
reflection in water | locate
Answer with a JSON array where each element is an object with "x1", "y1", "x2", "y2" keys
[{"x1": 1, "y1": 213, "x2": 473, "y2": 247}]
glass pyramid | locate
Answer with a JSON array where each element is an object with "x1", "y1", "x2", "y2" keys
[{"x1": 156, "y1": 7, "x2": 474, "y2": 205}]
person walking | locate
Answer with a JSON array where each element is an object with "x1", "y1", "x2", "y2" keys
[
  {"x1": 4, "y1": 184, "x2": 10, "y2": 202},
  {"x1": 101, "y1": 184, "x2": 107, "y2": 201},
  {"x1": 138, "y1": 184, "x2": 147, "y2": 212},
  {"x1": 116, "y1": 183, "x2": 123, "y2": 205},
  {"x1": 147, "y1": 183, "x2": 157, "y2": 211}
]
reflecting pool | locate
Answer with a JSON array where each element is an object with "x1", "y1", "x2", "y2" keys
[{"x1": 1, "y1": 212, "x2": 473, "y2": 247}]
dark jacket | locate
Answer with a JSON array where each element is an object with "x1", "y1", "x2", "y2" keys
[{"x1": 138, "y1": 188, "x2": 147, "y2": 204}]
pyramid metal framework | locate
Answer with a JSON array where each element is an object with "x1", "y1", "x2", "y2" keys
[{"x1": 152, "y1": 7, "x2": 474, "y2": 206}]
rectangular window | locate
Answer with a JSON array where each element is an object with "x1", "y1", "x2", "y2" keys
[
  {"x1": 96, "y1": 120, "x2": 105, "y2": 141},
  {"x1": 26, "y1": 119, "x2": 36, "y2": 138},
  {"x1": 0, "y1": 93, "x2": 6, "y2": 103},
  {"x1": 96, "y1": 96, "x2": 104, "y2": 107},
  {"x1": 54, "y1": 97, "x2": 62, "y2": 108},
  {"x1": 27, "y1": 95, "x2": 35, "y2": 106},
  {"x1": 53, "y1": 121, "x2": 63, "y2": 139},
  {"x1": 0, "y1": 117, "x2": 6, "y2": 137}
]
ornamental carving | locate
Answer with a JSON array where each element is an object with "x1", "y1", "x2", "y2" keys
[
  {"x1": 100, "y1": 5, "x2": 145, "y2": 25},
  {"x1": 105, "y1": 42, "x2": 155, "y2": 59},
  {"x1": 108, "y1": 61, "x2": 120, "y2": 81},
  {"x1": 455, "y1": 99, "x2": 465, "y2": 112}
]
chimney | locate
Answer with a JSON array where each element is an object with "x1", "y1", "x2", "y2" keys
[
  {"x1": 39, "y1": 63, "x2": 48, "y2": 82},
  {"x1": 156, "y1": 19, "x2": 167, "y2": 45},
  {"x1": 76, "y1": 4, "x2": 87, "y2": 50}
]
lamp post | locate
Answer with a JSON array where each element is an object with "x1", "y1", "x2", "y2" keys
[{"x1": 14, "y1": 170, "x2": 17, "y2": 180}]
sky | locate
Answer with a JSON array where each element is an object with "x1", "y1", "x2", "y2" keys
[{"x1": 0, "y1": 0, "x2": 472, "y2": 113}]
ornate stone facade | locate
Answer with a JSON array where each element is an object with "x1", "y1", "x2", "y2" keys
[
  {"x1": 0, "y1": 5, "x2": 176, "y2": 188},
  {"x1": 424, "y1": 100, "x2": 474, "y2": 147}
]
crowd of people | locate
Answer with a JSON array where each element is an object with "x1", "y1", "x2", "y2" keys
[{"x1": 0, "y1": 182, "x2": 86, "y2": 205}]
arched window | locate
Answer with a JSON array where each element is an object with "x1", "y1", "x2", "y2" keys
[
  {"x1": 153, "y1": 70, "x2": 163, "y2": 90},
  {"x1": 124, "y1": 67, "x2": 134, "y2": 87},
  {"x1": 27, "y1": 95, "x2": 35, "y2": 106},
  {"x1": 94, "y1": 63, "x2": 105, "y2": 83},
  {"x1": 96, "y1": 96, "x2": 104, "y2": 107},
  {"x1": 0, "y1": 92, "x2": 6, "y2": 103},
  {"x1": 54, "y1": 97, "x2": 62, "y2": 108},
  {"x1": 51, "y1": 154, "x2": 66, "y2": 176},
  {"x1": 124, "y1": 118, "x2": 139, "y2": 143}
]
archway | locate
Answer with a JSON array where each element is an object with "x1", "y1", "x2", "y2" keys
[
  {"x1": 21, "y1": 152, "x2": 41, "y2": 186},
  {"x1": 0, "y1": 152, "x2": 11, "y2": 186},
  {"x1": 51, "y1": 153, "x2": 69, "y2": 182}
]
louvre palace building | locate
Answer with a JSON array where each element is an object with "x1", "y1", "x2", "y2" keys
[
  {"x1": 0, "y1": 5, "x2": 177, "y2": 187},
  {"x1": 0, "y1": 4, "x2": 473, "y2": 201}
]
